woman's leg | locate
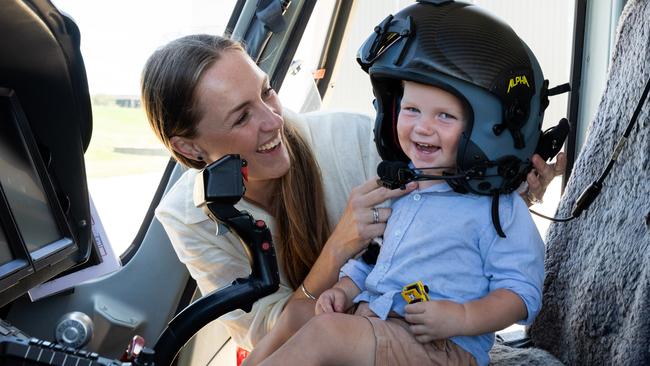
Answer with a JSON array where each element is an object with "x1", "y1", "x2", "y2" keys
[
  {"x1": 244, "y1": 299, "x2": 316, "y2": 366},
  {"x1": 259, "y1": 312, "x2": 376, "y2": 366}
]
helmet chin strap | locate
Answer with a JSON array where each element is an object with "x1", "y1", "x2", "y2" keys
[{"x1": 491, "y1": 194, "x2": 506, "y2": 238}]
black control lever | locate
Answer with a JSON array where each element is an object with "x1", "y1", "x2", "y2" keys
[{"x1": 153, "y1": 155, "x2": 280, "y2": 366}]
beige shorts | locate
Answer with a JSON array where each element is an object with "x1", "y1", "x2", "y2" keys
[{"x1": 354, "y1": 303, "x2": 477, "y2": 366}]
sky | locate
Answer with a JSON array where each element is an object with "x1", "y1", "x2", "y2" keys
[{"x1": 52, "y1": 0, "x2": 236, "y2": 96}]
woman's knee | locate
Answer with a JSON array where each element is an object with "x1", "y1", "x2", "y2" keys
[
  {"x1": 292, "y1": 313, "x2": 375, "y2": 365},
  {"x1": 300, "y1": 312, "x2": 351, "y2": 339}
]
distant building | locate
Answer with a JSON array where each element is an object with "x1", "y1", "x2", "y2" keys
[{"x1": 114, "y1": 96, "x2": 141, "y2": 108}]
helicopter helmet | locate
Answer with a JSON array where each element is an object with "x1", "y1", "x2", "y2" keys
[{"x1": 358, "y1": 0, "x2": 551, "y2": 196}]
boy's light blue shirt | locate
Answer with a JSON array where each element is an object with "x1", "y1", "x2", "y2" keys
[{"x1": 340, "y1": 181, "x2": 544, "y2": 366}]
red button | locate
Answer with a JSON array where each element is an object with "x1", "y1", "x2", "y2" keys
[
  {"x1": 241, "y1": 166, "x2": 249, "y2": 182},
  {"x1": 262, "y1": 242, "x2": 270, "y2": 251}
]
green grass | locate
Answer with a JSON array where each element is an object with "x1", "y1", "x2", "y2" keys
[{"x1": 85, "y1": 105, "x2": 170, "y2": 179}]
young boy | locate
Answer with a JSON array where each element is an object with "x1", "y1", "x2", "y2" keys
[
  {"x1": 253, "y1": 79, "x2": 543, "y2": 366},
  {"x1": 248, "y1": 1, "x2": 558, "y2": 365}
]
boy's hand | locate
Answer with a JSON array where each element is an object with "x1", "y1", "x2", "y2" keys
[
  {"x1": 315, "y1": 288, "x2": 350, "y2": 315},
  {"x1": 404, "y1": 300, "x2": 466, "y2": 342}
]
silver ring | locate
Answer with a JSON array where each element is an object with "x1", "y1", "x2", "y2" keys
[{"x1": 372, "y1": 207, "x2": 380, "y2": 224}]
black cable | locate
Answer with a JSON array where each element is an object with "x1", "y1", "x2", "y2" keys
[
  {"x1": 597, "y1": 75, "x2": 650, "y2": 185},
  {"x1": 529, "y1": 208, "x2": 574, "y2": 222},
  {"x1": 532, "y1": 76, "x2": 650, "y2": 222}
]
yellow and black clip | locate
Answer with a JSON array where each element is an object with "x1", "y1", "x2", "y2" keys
[{"x1": 401, "y1": 281, "x2": 430, "y2": 304}]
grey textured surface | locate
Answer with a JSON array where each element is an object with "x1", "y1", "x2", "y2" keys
[
  {"x1": 490, "y1": 344, "x2": 564, "y2": 366},
  {"x1": 491, "y1": 0, "x2": 650, "y2": 364}
]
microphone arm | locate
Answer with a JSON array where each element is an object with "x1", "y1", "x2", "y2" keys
[{"x1": 377, "y1": 161, "x2": 466, "y2": 190}]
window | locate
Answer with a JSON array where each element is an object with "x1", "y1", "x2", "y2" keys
[
  {"x1": 52, "y1": 0, "x2": 238, "y2": 255},
  {"x1": 278, "y1": 0, "x2": 337, "y2": 113}
]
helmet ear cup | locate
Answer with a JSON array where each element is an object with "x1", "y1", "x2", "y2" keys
[
  {"x1": 374, "y1": 79, "x2": 409, "y2": 162},
  {"x1": 389, "y1": 93, "x2": 403, "y2": 157}
]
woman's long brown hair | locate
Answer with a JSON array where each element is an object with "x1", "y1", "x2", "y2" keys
[
  {"x1": 273, "y1": 121, "x2": 330, "y2": 289},
  {"x1": 141, "y1": 34, "x2": 330, "y2": 289}
]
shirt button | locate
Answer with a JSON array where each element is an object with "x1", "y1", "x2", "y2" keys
[
  {"x1": 413, "y1": 194, "x2": 421, "y2": 201},
  {"x1": 394, "y1": 230, "x2": 401, "y2": 237}
]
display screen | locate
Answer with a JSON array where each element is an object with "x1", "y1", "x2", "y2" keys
[
  {"x1": 0, "y1": 89, "x2": 78, "y2": 307},
  {"x1": 0, "y1": 101, "x2": 63, "y2": 254},
  {"x1": 0, "y1": 223, "x2": 13, "y2": 266}
]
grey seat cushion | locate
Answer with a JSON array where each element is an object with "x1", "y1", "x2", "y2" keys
[
  {"x1": 491, "y1": 0, "x2": 650, "y2": 364},
  {"x1": 489, "y1": 344, "x2": 564, "y2": 366}
]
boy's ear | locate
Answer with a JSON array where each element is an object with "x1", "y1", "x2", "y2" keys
[{"x1": 170, "y1": 136, "x2": 204, "y2": 161}]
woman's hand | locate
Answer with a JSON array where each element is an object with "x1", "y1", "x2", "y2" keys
[
  {"x1": 404, "y1": 300, "x2": 466, "y2": 342},
  {"x1": 296, "y1": 180, "x2": 413, "y2": 303},
  {"x1": 315, "y1": 287, "x2": 350, "y2": 315},
  {"x1": 327, "y1": 177, "x2": 417, "y2": 260},
  {"x1": 523, "y1": 152, "x2": 567, "y2": 206}
]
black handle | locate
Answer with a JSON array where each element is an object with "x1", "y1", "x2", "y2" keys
[{"x1": 153, "y1": 155, "x2": 280, "y2": 366}]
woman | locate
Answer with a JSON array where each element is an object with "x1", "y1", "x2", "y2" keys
[{"x1": 141, "y1": 34, "x2": 565, "y2": 351}]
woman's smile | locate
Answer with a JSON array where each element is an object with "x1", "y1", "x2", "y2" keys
[{"x1": 257, "y1": 131, "x2": 283, "y2": 153}]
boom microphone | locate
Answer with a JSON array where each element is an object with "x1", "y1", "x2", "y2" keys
[
  {"x1": 377, "y1": 161, "x2": 414, "y2": 189},
  {"x1": 377, "y1": 161, "x2": 466, "y2": 189}
]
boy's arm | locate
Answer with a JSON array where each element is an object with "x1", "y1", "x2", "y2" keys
[
  {"x1": 315, "y1": 254, "x2": 373, "y2": 314},
  {"x1": 460, "y1": 288, "x2": 527, "y2": 335},
  {"x1": 316, "y1": 276, "x2": 362, "y2": 314},
  {"x1": 404, "y1": 288, "x2": 526, "y2": 341},
  {"x1": 334, "y1": 276, "x2": 363, "y2": 299}
]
